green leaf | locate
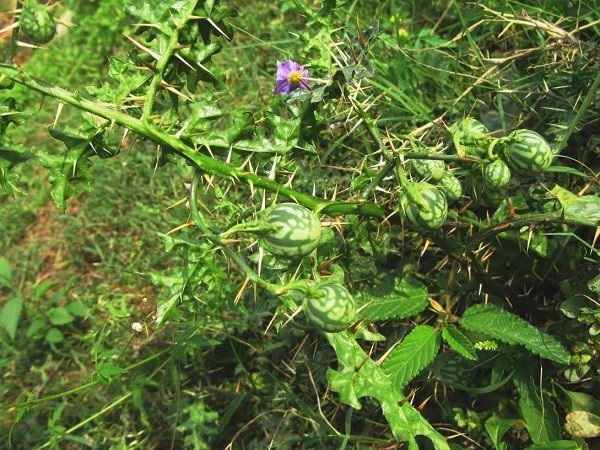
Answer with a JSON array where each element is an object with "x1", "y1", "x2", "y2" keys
[
  {"x1": 513, "y1": 367, "x2": 561, "y2": 443},
  {"x1": 326, "y1": 332, "x2": 450, "y2": 450},
  {"x1": 560, "y1": 295, "x2": 589, "y2": 319},
  {"x1": 357, "y1": 275, "x2": 428, "y2": 321},
  {"x1": 67, "y1": 301, "x2": 87, "y2": 317},
  {"x1": 381, "y1": 325, "x2": 441, "y2": 391},
  {"x1": 49, "y1": 307, "x2": 74, "y2": 326},
  {"x1": 587, "y1": 273, "x2": 600, "y2": 293},
  {"x1": 1, "y1": 296, "x2": 23, "y2": 340},
  {"x1": 95, "y1": 362, "x2": 128, "y2": 384},
  {"x1": 38, "y1": 139, "x2": 95, "y2": 212},
  {"x1": 0, "y1": 136, "x2": 33, "y2": 169},
  {"x1": 0, "y1": 97, "x2": 33, "y2": 195},
  {"x1": 545, "y1": 165, "x2": 588, "y2": 178},
  {"x1": 484, "y1": 415, "x2": 518, "y2": 450},
  {"x1": 556, "y1": 384, "x2": 600, "y2": 416},
  {"x1": 33, "y1": 280, "x2": 59, "y2": 300},
  {"x1": 549, "y1": 185, "x2": 600, "y2": 225},
  {"x1": 460, "y1": 304, "x2": 570, "y2": 364},
  {"x1": 0, "y1": 257, "x2": 12, "y2": 287},
  {"x1": 0, "y1": 135, "x2": 32, "y2": 195},
  {"x1": 45, "y1": 327, "x2": 64, "y2": 343},
  {"x1": 26, "y1": 319, "x2": 46, "y2": 338},
  {"x1": 442, "y1": 324, "x2": 477, "y2": 361}
]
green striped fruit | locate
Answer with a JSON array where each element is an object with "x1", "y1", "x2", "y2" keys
[
  {"x1": 483, "y1": 159, "x2": 511, "y2": 191},
  {"x1": 437, "y1": 173, "x2": 462, "y2": 204},
  {"x1": 260, "y1": 203, "x2": 321, "y2": 258},
  {"x1": 303, "y1": 283, "x2": 356, "y2": 332},
  {"x1": 501, "y1": 129, "x2": 553, "y2": 175},
  {"x1": 449, "y1": 117, "x2": 490, "y2": 158},
  {"x1": 20, "y1": 0, "x2": 56, "y2": 45},
  {"x1": 401, "y1": 183, "x2": 448, "y2": 231},
  {"x1": 410, "y1": 158, "x2": 446, "y2": 181}
]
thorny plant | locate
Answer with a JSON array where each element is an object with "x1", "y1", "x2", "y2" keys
[{"x1": 0, "y1": 0, "x2": 599, "y2": 448}]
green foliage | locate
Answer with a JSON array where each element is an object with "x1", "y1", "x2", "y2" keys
[
  {"x1": 460, "y1": 303, "x2": 570, "y2": 364},
  {"x1": 326, "y1": 332, "x2": 450, "y2": 449},
  {"x1": 1, "y1": 0, "x2": 599, "y2": 448},
  {"x1": 357, "y1": 275, "x2": 428, "y2": 321},
  {"x1": 514, "y1": 366, "x2": 561, "y2": 443},
  {"x1": 381, "y1": 325, "x2": 441, "y2": 391}
]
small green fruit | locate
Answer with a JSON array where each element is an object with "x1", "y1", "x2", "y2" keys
[{"x1": 20, "y1": 0, "x2": 56, "y2": 45}]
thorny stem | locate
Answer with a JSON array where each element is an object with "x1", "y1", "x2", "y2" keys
[
  {"x1": 141, "y1": 29, "x2": 182, "y2": 122},
  {"x1": 0, "y1": 64, "x2": 388, "y2": 220},
  {"x1": 348, "y1": 96, "x2": 415, "y2": 192},
  {"x1": 140, "y1": 4, "x2": 197, "y2": 122},
  {"x1": 188, "y1": 170, "x2": 274, "y2": 291},
  {"x1": 465, "y1": 212, "x2": 598, "y2": 254}
]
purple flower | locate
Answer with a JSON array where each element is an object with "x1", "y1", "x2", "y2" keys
[{"x1": 273, "y1": 60, "x2": 310, "y2": 95}]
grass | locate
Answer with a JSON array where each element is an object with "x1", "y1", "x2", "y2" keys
[{"x1": 1, "y1": 0, "x2": 599, "y2": 448}]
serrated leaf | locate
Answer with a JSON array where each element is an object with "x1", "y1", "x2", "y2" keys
[
  {"x1": 358, "y1": 276, "x2": 428, "y2": 321},
  {"x1": 0, "y1": 136, "x2": 33, "y2": 169},
  {"x1": 326, "y1": 332, "x2": 450, "y2": 450},
  {"x1": 381, "y1": 325, "x2": 441, "y2": 391},
  {"x1": 442, "y1": 324, "x2": 477, "y2": 361},
  {"x1": 0, "y1": 135, "x2": 33, "y2": 195},
  {"x1": 460, "y1": 304, "x2": 570, "y2": 364},
  {"x1": 1, "y1": 296, "x2": 23, "y2": 340},
  {"x1": 514, "y1": 367, "x2": 561, "y2": 443}
]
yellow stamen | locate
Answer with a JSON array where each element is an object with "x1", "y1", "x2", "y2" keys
[{"x1": 288, "y1": 71, "x2": 304, "y2": 85}]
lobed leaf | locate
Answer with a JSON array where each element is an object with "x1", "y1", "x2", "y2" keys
[
  {"x1": 381, "y1": 325, "x2": 441, "y2": 391},
  {"x1": 326, "y1": 332, "x2": 450, "y2": 449},
  {"x1": 550, "y1": 185, "x2": 600, "y2": 225},
  {"x1": 460, "y1": 303, "x2": 570, "y2": 364}
]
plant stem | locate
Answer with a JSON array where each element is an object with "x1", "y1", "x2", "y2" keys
[
  {"x1": 188, "y1": 170, "x2": 276, "y2": 292},
  {"x1": 0, "y1": 347, "x2": 171, "y2": 411},
  {"x1": 0, "y1": 64, "x2": 388, "y2": 219},
  {"x1": 465, "y1": 212, "x2": 598, "y2": 253}
]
